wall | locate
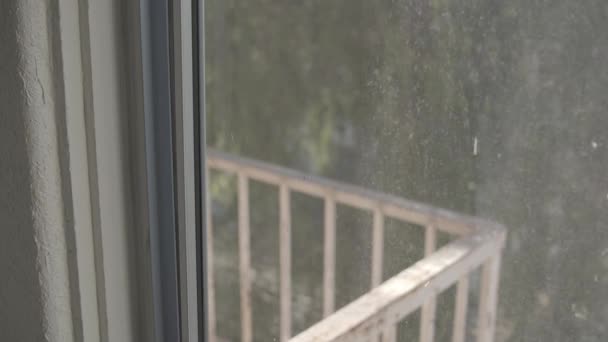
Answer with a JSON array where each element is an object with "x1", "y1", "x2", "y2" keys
[
  {"x1": 0, "y1": 0, "x2": 74, "y2": 341},
  {"x1": 0, "y1": 0, "x2": 149, "y2": 340}
]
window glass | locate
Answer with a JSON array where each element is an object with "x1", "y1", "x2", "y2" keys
[{"x1": 205, "y1": 1, "x2": 608, "y2": 341}]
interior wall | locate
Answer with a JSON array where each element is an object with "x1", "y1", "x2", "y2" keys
[{"x1": 0, "y1": 0, "x2": 74, "y2": 340}]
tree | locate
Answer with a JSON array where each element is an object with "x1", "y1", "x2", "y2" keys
[{"x1": 206, "y1": 1, "x2": 608, "y2": 341}]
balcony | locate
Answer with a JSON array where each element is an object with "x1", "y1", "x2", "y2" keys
[{"x1": 206, "y1": 150, "x2": 506, "y2": 342}]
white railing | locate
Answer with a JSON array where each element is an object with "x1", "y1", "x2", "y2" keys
[{"x1": 206, "y1": 150, "x2": 506, "y2": 342}]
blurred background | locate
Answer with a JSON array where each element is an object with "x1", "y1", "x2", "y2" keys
[{"x1": 204, "y1": 1, "x2": 608, "y2": 341}]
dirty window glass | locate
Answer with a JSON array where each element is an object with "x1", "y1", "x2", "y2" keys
[{"x1": 205, "y1": 1, "x2": 608, "y2": 341}]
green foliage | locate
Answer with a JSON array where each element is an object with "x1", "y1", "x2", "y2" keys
[{"x1": 206, "y1": 0, "x2": 608, "y2": 341}]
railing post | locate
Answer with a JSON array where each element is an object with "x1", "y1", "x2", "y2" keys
[
  {"x1": 372, "y1": 208, "x2": 387, "y2": 342},
  {"x1": 451, "y1": 277, "x2": 469, "y2": 342},
  {"x1": 371, "y1": 208, "x2": 384, "y2": 288},
  {"x1": 209, "y1": 153, "x2": 505, "y2": 342},
  {"x1": 476, "y1": 253, "x2": 502, "y2": 342},
  {"x1": 279, "y1": 184, "x2": 292, "y2": 342},
  {"x1": 323, "y1": 197, "x2": 336, "y2": 317},
  {"x1": 206, "y1": 174, "x2": 217, "y2": 342},
  {"x1": 420, "y1": 225, "x2": 437, "y2": 342},
  {"x1": 238, "y1": 174, "x2": 252, "y2": 342},
  {"x1": 382, "y1": 323, "x2": 397, "y2": 342}
]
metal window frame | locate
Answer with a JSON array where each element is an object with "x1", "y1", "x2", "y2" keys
[
  {"x1": 136, "y1": 0, "x2": 206, "y2": 341},
  {"x1": 193, "y1": 0, "x2": 210, "y2": 339},
  {"x1": 138, "y1": 0, "x2": 181, "y2": 340}
]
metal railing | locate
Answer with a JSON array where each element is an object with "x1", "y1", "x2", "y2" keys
[{"x1": 206, "y1": 150, "x2": 506, "y2": 342}]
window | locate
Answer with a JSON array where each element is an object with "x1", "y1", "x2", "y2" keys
[{"x1": 201, "y1": 1, "x2": 608, "y2": 342}]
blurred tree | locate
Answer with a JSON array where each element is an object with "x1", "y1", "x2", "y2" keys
[{"x1": 206, "y1": 0, "x2": 608, "y2": 341}]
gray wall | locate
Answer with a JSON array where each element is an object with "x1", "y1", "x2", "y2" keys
[{"x1": 0, "y1": 0, "x2": 74, "y2": 340}]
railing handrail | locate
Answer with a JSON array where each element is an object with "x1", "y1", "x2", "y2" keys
[
  {"x1": 289, "y1": 225, "x2": 505, "y2": 342},
  {"x1": 206, "y1": 149, "x2": 506, "y2": 342},
  {"x1": 207, "y1": 149, "x2": 498, "y2": 235}
]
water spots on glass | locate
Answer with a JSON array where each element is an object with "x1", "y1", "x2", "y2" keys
[
  {"x1": 473, "y1": 137, "x2": 479, "y2": 156},
  {"x1": 591, "y1": 141, "x2": 599, "y2": 150},
  {"x1": 205, "y1": 1, "x2": 608, "y2": 340}
]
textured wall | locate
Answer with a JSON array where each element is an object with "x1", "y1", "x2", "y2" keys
[{"x1": 0, "y1": 0, "x2": 75, "y2": 340}]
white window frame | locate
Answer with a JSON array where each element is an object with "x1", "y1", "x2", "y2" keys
[{"x1": 56, "y1": 0, "x2": 205, "y2": 341}]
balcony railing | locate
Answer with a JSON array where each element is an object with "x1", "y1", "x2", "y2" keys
[{"x1": 206, "y1": 150, "x2": 506, "y2": 342}]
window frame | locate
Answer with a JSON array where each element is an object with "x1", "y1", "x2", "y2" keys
[{"x1": 130, "y1": 0, "x2": 207, "y2": 340}]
